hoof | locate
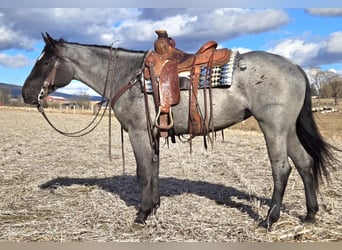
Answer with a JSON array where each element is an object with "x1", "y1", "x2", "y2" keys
[
  {"x1": 258, "y1": 218, "x2": 274, "y2": 230},
  {"x1": 134, "y1": 215, "x2": 147, "y2": 225},
  {"x1": 131, "y1": 221, "x2": 146, "y2": 230},
  {"x1": 134, "y1": 208, "x2": 150, "y2": 225},
  {"x1": 258, "y1": 220, "x2": 269, "y2": 229},
  {"x1": 300, "y1": 214, "x2": 316, "y2": 224}
]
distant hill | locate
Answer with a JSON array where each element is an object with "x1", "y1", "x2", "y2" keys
[
  {"x1": 48, "y1": 91, "x2": 103, "y2": 102},
  {"x1": 0, "y1": 83, "x2": 22, "y2": 98},
  {"x1": 0, "y1": 82, "x2": 103, "y2": 102}
]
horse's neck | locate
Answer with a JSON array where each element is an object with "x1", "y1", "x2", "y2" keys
[{"x1": 65, "y1": 44, "x2": 145, "y2": 99}]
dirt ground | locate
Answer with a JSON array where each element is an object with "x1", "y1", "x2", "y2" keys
[{"x1": 0, "y1": 105, "x2": 341, "y2": 242}]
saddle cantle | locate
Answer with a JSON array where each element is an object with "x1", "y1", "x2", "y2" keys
[{"x1": 144, "y1": 30, "x2": 233, "y2": 139}]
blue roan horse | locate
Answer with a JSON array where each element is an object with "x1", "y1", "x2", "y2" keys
[{"x1": 22, "y1": 33, "x2": 338, "y2": 229}]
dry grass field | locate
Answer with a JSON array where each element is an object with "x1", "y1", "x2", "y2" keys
[{"x1": 0, "y1": 103, "x2": 341, "y2": 242}]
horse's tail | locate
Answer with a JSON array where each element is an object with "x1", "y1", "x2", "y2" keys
[{"x1": 296, "y1": 67, "x2": 339, "y2": 188}]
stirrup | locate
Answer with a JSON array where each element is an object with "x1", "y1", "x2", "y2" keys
[{"x1": 155, "y1": 107, "x2": 174, "y2": 130}]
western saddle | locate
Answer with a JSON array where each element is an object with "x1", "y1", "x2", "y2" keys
[{"x1": 144, "y1": 30, "x2": 231, "y2": 140}]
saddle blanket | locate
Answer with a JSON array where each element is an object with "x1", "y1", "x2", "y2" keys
[{"x1": 144, "y1": 50, "x2": 239, "y2": 93}]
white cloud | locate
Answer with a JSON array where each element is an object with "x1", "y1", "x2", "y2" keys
[
  {"x1": 104, "y1": 14, "x2": 198, "y2": 46},
  {"x1": 107, "y1": 8, "x2": 290, "y2": 51},
  {"x1": 0, "y1": 9, "x2": 138, "y2": 50},
  {"x1": 268, "y1": 31, "x2": 342, "y2": 67},
  {"x1": 0, "y1": 8, "x2": 289, "y2": 51},
  {"x1": 0, "y1": 26, "x2": 35, "y2": 50},
  {"x1": 0, "y1": 53, "x2": 31, "y2": 68},
  {"x1": 268, "y1": 39, "x2": 321, "y2": 65},
  {"x1": 306, "y1": 8, "x2": 342, "y2": 16},
  {"x1": 326, "y1": 31, "x2": 342, "y2": 53}
]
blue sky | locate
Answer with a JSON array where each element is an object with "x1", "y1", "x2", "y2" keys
[{"x1": 0, "y1": 7, "x2": 342, "y2": 95}]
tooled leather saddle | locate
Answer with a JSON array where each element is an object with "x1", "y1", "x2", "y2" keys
[{"x1": 144, "y1": 30, "x2": 232, "y2": 139}]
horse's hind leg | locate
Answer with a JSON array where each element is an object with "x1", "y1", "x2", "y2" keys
[
  {"x1": 287, "y1": 128, "x2": 318, "y2": 223},
  {"x1": 258, "y1": 121, "x2": 292, "y2": 229}
]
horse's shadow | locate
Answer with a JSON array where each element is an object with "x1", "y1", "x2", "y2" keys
[{"x1": 40, "y1": 175, "x2": 271, "y2": 222}]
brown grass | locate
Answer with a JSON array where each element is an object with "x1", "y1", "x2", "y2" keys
[{"x1": 0, "y1": 105, "x2": 341, "y2": 242}]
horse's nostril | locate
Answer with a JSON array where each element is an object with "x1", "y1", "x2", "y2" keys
[{"x1": 22, "y1": 90, "x2": 37, "y2": 105}]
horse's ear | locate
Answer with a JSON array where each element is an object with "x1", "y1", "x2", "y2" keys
[
  {"x1": 41, "y1": 32, "x2": 49, "y2": 44},
  {"x1": 42, "y1": 32, "x2": 57, "y2": 48}
]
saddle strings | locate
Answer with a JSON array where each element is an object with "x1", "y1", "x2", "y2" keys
[
  {"x1": 187, "y1": 50, "x2": 216, "y2": 152},
  {"x1": 204, "y1": 49, "x2": 215, "y2": 147}
]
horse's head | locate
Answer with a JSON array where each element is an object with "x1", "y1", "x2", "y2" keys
[{"x1": 22, "y1": 33, "x2": 74, "y2": 105}]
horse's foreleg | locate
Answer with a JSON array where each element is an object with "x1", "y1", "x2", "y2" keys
[
  {"x1": 128, "y1": 129, "x2": 160, "y2": 224},
  {"x1": 258, "y1": 124, "x2": 291, "y2": 229}
]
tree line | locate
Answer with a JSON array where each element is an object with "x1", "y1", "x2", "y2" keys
[
  {"x1": 307, "y1": 67, "x2": 342, "y2": 105},
  {"x1": 0, "y1": 89, "x2": 91, "y2": 109},
  {"x1": 0, "y1": 89, "x2": 23, "y2": 106}
]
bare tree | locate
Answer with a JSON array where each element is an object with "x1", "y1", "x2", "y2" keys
[
  {"x1": 307, "y1": 67, "x2": 323, "y2": 104},
  {"x1": 0, "y1": 89, "x2": 11, "y2": 106},
  {"x1": 329, "y1": 76, "x2": 342, "y2": 105},
  {"x1": 307, "y1": 67, "x2": 337, "y2": 105},
  {"x1": 74, "y1": 91, "x2": 91, "y2": 110}
]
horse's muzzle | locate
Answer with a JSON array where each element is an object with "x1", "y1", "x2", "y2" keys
[{"x1": 22, "y1": 86, "x2": 38, "y2": 105}]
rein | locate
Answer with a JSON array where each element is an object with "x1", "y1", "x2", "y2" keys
[
  {"x1": 36, "y1": 45, "x2": 144, "y2": 169},
  {"x1": 37, "y1": 57, "x2": 110, "y2": 138}
]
